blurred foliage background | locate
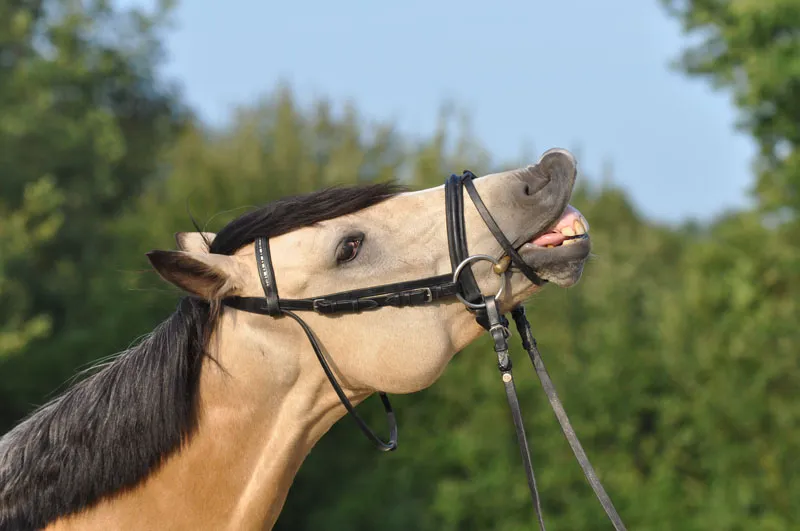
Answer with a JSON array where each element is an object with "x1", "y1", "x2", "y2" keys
[{"x1": 1, "y1": 1, "x2": 799, "y2": 530}]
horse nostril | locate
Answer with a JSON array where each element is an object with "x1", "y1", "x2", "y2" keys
[{"x1": 520, "y1": 171, "x2": 549, "y2": 198}]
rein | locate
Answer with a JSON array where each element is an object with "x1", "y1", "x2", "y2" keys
[{"x1": 222, "y1": 171, "x2": 627, "y2": 530}]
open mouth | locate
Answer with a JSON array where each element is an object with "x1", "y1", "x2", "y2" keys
[
  {"x1": 507, "y1": 204, "x2": 591, "y2": 286},
  {"x1": 518, "y1": 205, "x2": 590, "y2": 250}
]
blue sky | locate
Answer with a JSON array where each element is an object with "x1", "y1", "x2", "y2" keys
[{"x1": 132, "y1": 0, "x2": 756, "y2": 223}]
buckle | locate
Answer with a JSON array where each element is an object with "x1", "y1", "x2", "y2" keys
[
  {"x1": 417, "y1": 287, "x2": 433, "y2": 303},
  {"x1": 312, "y1": 299, "x2": 331, "y2": 314},
  {"x1": 489, "y1": 322, "x2": 511, "y2": 339},
  {"x1": 400, "y1": 287, "x2": 433, "y2": 305}
]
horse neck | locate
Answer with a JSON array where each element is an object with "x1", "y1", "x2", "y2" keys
[
  {"x1": 185, "y1": 318, "x2": 351, "y2": 530},
  {"x1": 50, "y1": 312, "x2": 355, "y2": 531}
]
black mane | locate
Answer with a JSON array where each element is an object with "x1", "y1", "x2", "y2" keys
[{"x1": 0, "y1": 182, "x2": 404, "y2": 531}]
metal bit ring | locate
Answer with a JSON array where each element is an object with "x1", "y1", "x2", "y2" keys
[{"x1": 453, "y1": 254, "x2": 506, "y2": 309}]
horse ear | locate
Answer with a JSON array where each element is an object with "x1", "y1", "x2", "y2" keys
[
  {"x1": 147, "y1": 250, "x2": 240, "y2": 300},
  {"x1": 175, "y1": 232, "x2": 216, "y2": 253}
]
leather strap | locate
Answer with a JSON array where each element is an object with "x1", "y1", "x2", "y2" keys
[
  {"x1": 254, "y1": 237, "x2": 281, "y2": 315},
  {"x1": 283, "y1": 309, "x2": 398, "y2": 452},
  {"x1": 462, "y1": 173, "x2": 545, "y2": 286},
  {"x1": 485, "y1": 298, "x2": 547, "y2": 530},
  {"x1": 224, "y1": 274, "x2": 459, "y2": 316},
  {"x1": 445, "y1": 173, "x2": 483, "y2": 306},
  {"x1": 511, "y1": 306, "x2": 627, "y2": 531},
  {"x1": 239, "y1": 238, "x2": 398, "y2": 451}
]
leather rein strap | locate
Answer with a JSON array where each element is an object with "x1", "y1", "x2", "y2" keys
[{"x1": 222, "y1": 171, "x2": 626, "y2": 530}]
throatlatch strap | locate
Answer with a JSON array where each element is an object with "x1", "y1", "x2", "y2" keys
[
  {"x1": 284, "y1": 310, "x2": 398, "y2": 452},
  {"x1": 247, "y1": 238, "x2": 398, "y2": 452}
]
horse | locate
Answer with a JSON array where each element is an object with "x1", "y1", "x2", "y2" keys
[{"x1": 0, "y1": 148, "x2": 597, "y2": 530}]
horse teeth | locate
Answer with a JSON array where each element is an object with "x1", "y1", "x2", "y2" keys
[
  {"x1": 561, "y1": 227, "x2": 576, "y2": 237},
  {"x1": 573, "y1": 219, "x2": 587, "y2": 235},
  {"x1": 562, "y1": 238, "x2": 579, "y2": 246}
]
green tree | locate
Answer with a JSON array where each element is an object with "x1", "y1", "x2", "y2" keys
[
  {"x1": 661, "y1": 0, "x2": 800, "y2": 220},
  {"x1": 3, "y1": 1, "x2": 798, "y2": 526},
  {"x1": 659, "y1": 5, "x2": 800, "y2": 527},
  {"x1": 0, "y1": 177, "x2": 62, "y2": 357},
  {"x1": 0, "y1": 0, "x2": 185, "y2": 420}
]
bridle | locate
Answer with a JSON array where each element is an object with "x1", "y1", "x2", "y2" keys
[{"x1": 223, "y1": 171, "x2": 627, "y2": 530}]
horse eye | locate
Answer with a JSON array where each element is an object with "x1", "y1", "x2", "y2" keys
[{"x1": 336, "y1": 235, "x2": 363, "y2": 263}]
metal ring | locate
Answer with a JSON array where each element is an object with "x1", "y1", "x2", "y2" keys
[{"x1": 452, "y1": 254, "x2": 506, "y2": 309}]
